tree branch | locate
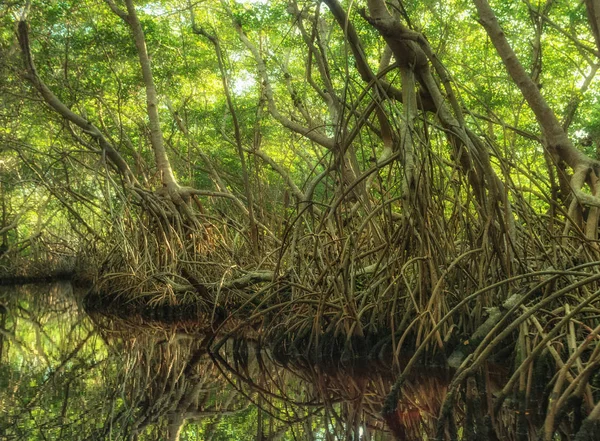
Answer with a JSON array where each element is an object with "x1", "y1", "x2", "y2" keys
[
  {"x1": 17, "y1": 21, "x2": 136, "y2": 184},
  {"x1": 116, "y1": 0, "x2": 180, "y2": 192},
  {"x1": 232, "y1": 18, "x2": 335, "y2": 150},
  {"x1": 473, "y1": 0, "x2": 594, "y2": 171}
]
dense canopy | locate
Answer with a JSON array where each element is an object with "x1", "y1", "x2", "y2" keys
[{"x1": 3, "y1": 0, "x2": 600, "y2": 439}]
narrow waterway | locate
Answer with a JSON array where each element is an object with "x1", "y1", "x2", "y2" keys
[{"x1": 0, "y1": 282, "x2": 470, "y2": 440}]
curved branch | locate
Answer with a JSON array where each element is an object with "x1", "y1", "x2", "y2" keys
[
  {"x1": 233, "y1": 20, "x2": 335, "y2": 150},
  {"x1": 473, "y1": 0, "x2": 595, "y2": 171},
  {"x1": 17, "y1": 21, "x2": 136, "y2": 185}
]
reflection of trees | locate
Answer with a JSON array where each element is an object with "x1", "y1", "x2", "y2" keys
[
  {"x1": 211, "y1": 337, "x2": 456, "y2": 441},
  {"x1": 122, "y1": 337, "x2": 249, "y2": 441},
  {"x1": 0, "y1": 283, "x2": 470, "y2": 440},
  {"x1": 0, "y1": 283, "x2": 253, "y2": 440},
  {"x1": 87, "y1": 310, "x2": 249, "y2": 441},
  {"x1": 0, "y1": 283, "x2": 105, "y2": 440},
  {"x1": 89, "y1": 303, "x2": 408, "y2": 440},
  {"x1": 9, "y1": 283, "x2": 580, "y2": 440}
]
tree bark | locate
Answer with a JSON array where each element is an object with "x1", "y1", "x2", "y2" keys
[
  {"x1": 121, "y1": 0, "x2": 179, "y2": 192},
  {"x1": 473, "y1": 0, "x2": 596, "y2": 172}
]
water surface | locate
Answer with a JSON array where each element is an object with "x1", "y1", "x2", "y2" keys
[{"x1": 0, "y1": 282, "x2": 451, "y2": 440}]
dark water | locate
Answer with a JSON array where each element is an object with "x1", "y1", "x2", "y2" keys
[{"x1": 0, "y1": 282, "x2": 450, "y2": 441}]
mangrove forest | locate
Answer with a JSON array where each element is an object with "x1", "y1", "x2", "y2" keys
[{"x1": 2, "y1": 0, "x2": 600, "y2": 439}]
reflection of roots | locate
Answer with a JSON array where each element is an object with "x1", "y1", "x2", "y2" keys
[
  {"x1": 384, "y1": 370, "x2": 452, "y2": 440},
  {"x1": 269, "y1": 328, "x2": 393, "y2": 368},
  {"x1": 83, "y1": 290, "x2": 228, "y2": 336}
]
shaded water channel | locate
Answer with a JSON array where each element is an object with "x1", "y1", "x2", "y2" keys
[{"x1": 0, "y1": 282, "x2": 483, "y2": 440}]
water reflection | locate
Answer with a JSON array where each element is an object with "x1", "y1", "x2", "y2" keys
[
  {"x1": 0, "y1": 283, "x2": 452, "y2": 440},
  {"x1": 0, "y1": 282, "x2": 105, "y2": 440}
]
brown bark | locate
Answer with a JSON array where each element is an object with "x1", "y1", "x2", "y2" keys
[
  {"x1": 357, "y1": 0, "x2": 490, "y2": 207},
  {"x1": 585, "y1": 0, "x2": 600, "y2": 56},
  {"x1": 474, "y1": 0, "x2": 600, "y2": 234},
  {"x1": 120, "y1": 0, "x2": 179, "y2": 192},
  {"x1": 359, "y1": 0, "x2": 520, "y2": 262},
  {"x1": 473, "y1": 0, "x2": 596, "y2": 172}
]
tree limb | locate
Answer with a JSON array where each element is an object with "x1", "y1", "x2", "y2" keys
[{"x1": 17, "y1": 21, "x2": 136, "y2": 184}]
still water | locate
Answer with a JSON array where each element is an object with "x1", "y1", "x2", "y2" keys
[{"x1": 0, "y1": 282, "x2": 450, "y2": 440}]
